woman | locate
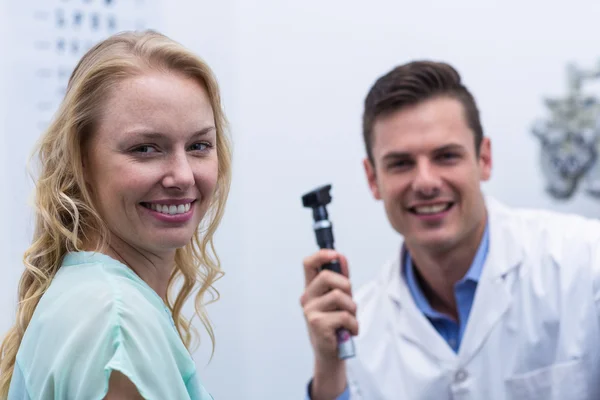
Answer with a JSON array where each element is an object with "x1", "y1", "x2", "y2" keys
[{"x1": 0, "y1": 30, "x2": 231, "y2": 399}]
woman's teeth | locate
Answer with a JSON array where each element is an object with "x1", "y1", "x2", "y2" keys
[{"x1": 146, "y1": 203, "x2": 191, "y2": 215}]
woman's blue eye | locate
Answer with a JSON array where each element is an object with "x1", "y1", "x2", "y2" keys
[{"x1": 189, "y1": 142, "x2": 210, "y2": 151}]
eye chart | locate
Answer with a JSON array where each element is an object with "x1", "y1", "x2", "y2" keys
[{"x1": 5, "y1": 0, "x2": 163, "y2": 135}]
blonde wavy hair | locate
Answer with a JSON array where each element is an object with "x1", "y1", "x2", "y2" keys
[{"x1": 0, "y1": 30, "x2": 232, "y2": 397}]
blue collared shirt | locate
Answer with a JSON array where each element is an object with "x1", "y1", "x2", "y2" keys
[{"x1": 404, "y1": 223, "x2": 490, "y2": 352}]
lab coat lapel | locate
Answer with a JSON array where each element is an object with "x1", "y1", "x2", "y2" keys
[
  {"x1": 388, "y1": 247, "x2": 458, "y2": 363},
  {"x1": 458, "y1": 199, "x2": 524, "y2": 364}
]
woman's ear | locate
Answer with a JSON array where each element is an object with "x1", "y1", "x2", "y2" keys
[
  {"x1": 81, "y1": 148, "x2": 90, "y2": 184},
  {"x1": 80, "y1": 141, "x2": 94, "y2": 191}
]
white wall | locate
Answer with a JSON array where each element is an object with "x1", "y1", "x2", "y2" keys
[
  {"x1": 0, "y1": 0, "x2": 12, "y2": 335},
  {"x1": 2, "y1": 0, "x2": 600, "y2": 399},
  {"x1": 0, "y1": 0, "x2": 22, "y2": 338}
]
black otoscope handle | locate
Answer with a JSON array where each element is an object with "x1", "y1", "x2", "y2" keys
[
  {"x1": 311, "y1": 210, "x2": 356, "y2": 359},
  {"x1": 315, "y1": 225, "x2": 343, "y2": 273},
  {"x1": 302, "y1": 184, "x2": 356, "y2": 359},
  {"x1": 320, "y1": 259, "x2": 342, "y2": 274}
]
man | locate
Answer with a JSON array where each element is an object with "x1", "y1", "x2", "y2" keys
[{"x1": 300, "y1": 60, "x2": 600, "y2": 399}]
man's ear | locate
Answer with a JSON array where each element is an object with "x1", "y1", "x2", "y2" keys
[
  {"x1": 363, "y1": 158, "x2": 381, "y2": 200},
  {"x1": 478, "y1": 136, "x2": 492, "y2": 181}
]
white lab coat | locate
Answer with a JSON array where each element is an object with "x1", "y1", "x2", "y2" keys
[{"x1": 345, "y1": 196, "x2": 600, "y2": 400}]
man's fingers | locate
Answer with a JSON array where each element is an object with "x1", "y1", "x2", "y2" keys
[
  {"x1": 338, "y1": 254, "x2": 349, "y2": 279},
  {"x1": 303, "y1": 249, "x2": 346, "y2": 286},
  {"x1": 306, "y1": 310, "x2": 359, "y2": 337},
  {"x1": 301, "y1": 270, "x2": 352, "y2": 307},
  {"x1": 304, "y1": 288, "x2": 357, "y2": 316}
]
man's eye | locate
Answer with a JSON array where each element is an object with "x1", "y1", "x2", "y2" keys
[
  {"x1": 389, "y1": 160, "x2": 411, "y2": 169},
  {"x1": 133, "y1": 145, "x2": 158, "y2": 154},
  {"x1": 438, "y1": 153, "x2": 458, "y2": 160}
]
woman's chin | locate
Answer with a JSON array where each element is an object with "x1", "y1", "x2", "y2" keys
[{"x1": 147, "y1": 235, "x2": 195, "y2": 253}]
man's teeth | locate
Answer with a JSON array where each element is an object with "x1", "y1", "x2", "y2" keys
[
  {"x1": 148, "y1": 203, "x2": 191, "y2": 215},
  {"x1": 414, "y1": 204, "x2": 449, "y2": 215}
]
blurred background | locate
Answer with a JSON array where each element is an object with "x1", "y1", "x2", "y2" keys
[{"x1": 1, "y1": 0, "x2": 600, "y2": 398}]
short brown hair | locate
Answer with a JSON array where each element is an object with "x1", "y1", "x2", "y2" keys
[{"x1": 362, "y1": 60, "x2": 483, "y2": 164}]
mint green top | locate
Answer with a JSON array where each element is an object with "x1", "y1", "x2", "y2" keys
[{"x1": 8, "y1": 251, "x2": 213, "y2": 400}]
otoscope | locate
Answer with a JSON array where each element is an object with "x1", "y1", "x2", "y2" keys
[{"x1": 302, "y1": 184, "x2": 356, "y2": 360}]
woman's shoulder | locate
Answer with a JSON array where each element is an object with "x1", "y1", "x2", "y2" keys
[
  {"x1": 45, "y1": 251, "x2": 166, "y2": 315},
  {"x1": 14, "y1": 251, "x2": 201, "y2": 399},
  {"x1": 22, "y1": 251, "x2": 174, "y2": 351}
]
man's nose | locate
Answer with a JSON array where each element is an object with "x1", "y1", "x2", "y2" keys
[{"x1": 411, "y1": 160, "x2": 441, "y2": 198}]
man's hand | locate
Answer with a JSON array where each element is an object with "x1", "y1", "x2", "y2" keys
[{"x1": 300, "y1": 249, "x2": 358, "y2": 400}]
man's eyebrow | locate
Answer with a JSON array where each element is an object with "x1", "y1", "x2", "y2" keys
[
  {"x1": 381, "y1": 151, "x2": 412, "y2": 162},
  {"x1": 434, "y1": 143, "x2": 466, "y2": 153},
  {"x1": 380, "y1": 143, "x2": 467, "y2": 162}
]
